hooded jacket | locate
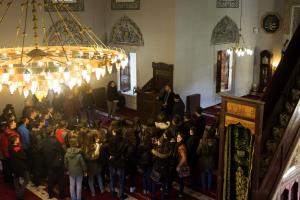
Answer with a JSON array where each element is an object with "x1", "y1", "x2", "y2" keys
[
  {"x1": 64, "y1": 147, "x2": 87, "y2": 177},
  {"x1": 1, "y1": 128, "x2": 20, "y2": 158}
]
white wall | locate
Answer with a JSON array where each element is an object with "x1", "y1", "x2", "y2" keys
[
  {"x1": 175, "y1": 0, "x2": 258, "y2": 107},
  {"x1": 103, "y1": 0, "x2": 175, "y2": 109}
]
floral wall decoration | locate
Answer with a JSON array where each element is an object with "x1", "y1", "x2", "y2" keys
[{"x1": 110, "y1": 15, "x2": 144, "y2": 46}]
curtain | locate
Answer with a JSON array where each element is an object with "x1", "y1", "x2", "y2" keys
[{"x1": 223, "y1": 123, "x2": 255, "y2": 200}]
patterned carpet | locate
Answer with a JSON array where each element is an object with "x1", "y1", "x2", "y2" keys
[{"x1": 0, "y1": 173, "x2": 214, "y2": 200}]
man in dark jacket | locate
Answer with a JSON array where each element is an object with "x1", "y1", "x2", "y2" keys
[
  {"x1": 157, "y1": 84, "x2": 175, "y2": 119},
  {"x1": 41, "y1": 126, "x2": 65, "y2": 199},
  {"x1": 172, "y1": 94, "x2": 185, "y2": 118},
  {"x1": 82, "y1": 88, "x2": 95, "y2": 127},
  {"x1": 107, "y1": 126, "x2": 128, "y2": 200}
]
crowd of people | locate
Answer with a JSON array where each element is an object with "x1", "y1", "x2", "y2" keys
[{"x1": 0, "y1": 83, "x2": 219, "y2": 200}]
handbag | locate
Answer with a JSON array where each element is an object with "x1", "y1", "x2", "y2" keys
[
  {"x1": 150, "y1": 169, "x2": 161, "y2": 183},
  {"x1": 178, "y1": 165, "x2": 190, "y2": 178}
]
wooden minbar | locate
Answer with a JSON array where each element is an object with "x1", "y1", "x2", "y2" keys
[{"x1": 137, "y1": 62, "x2": 173, "y2": 123}]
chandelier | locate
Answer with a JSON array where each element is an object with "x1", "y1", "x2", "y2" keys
[
  {"x1": 0, "y1": 0, "x2": 128, "y2": 101},
  {"x1": 226, "y1": 0, "x2": 253, "y2": 57}
]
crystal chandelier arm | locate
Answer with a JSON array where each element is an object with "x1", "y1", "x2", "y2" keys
[
  {"x1": 0, "y1": 0, "x2": 15, "y2": 25},
  {"x1": 31, "y1": 0, "x2": 39, "y2": 49},
  {"x1": 46, "y1": 7, "x2": 69, "y2": 62},
  {"x1": 62, "y1": 3, "x2": 108, "y2": 49},
  {"x1": 20, "y1": 0, "x2": 29, "y2": 65},
  {"x1": 61, "y1": 4, "x2": 100, "y2": 51},
  {"x1": 53, "y1": 4, "x2": 79, "y2": 46},
  {"x1": 14, "y1": 0, "x2": 26, "y2": 48}
]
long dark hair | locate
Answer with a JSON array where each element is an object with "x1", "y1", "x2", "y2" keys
[{"x1": 107, "y1": 81, "x2": 116, "y2": 88}]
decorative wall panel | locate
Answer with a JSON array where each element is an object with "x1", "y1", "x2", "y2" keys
[
  {"x1": 110, "y1": 16, "x2": 144, "y2": 46},
  {"x1": 211, "y1": 16, "x2": 239, "y2": 45}
]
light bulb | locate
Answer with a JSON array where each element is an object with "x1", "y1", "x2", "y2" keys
[
  {"x1": 23, "y1": 89, "x2": 29, "y2": 98},
  {"x1": 38, "y1": 61, "x2": 44, "y2": 67},
  {"x1": 95, "y1": 68, "x2": 101, "y2": 80},
  {"x1": 18, "y1": 87, "x2": 23, "y2": 95},
  {"x1": 68, "y1": 79, "x2": 76, "y2": 89},
  {"x1": 9, "y1": 84, "x2": 16, "y2": 94},
  {"x1": 107, "y1": 64, "x2": 113, "y2": 74},
  {"x1": 9, "y1": 68, "x2": 14, "y2": 75},
  {"x1": 63, "y1": 68, "x2": 70, "y2": 80},
  {"x1": 82, "y1": 67, "x2": 88, "y2": 78},
  {"x1": 77, "y1": 78, "x2": 82, "y2": 86},
  {"x1": 85, "y1": 74, "x2": 91, "y2": 83},
  {"x1": 31, "y1": 81, "x2": 38, "y2": 95},
  {"x1": 116, "y1": 62, "x2": 121, "y2": 71},
  {"x1": 2, "y1": 69, "x2": 9, "y2": 83},
  {"x1": 101, "y1": 67, "x2": 106, "y2": 77},
  {"x1": 23, "y1": 69, "x2": 31, "y2": 83}
]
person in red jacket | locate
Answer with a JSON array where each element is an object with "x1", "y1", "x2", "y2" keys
[
  {"x1": 0, "y1": 119, "x2": 20, "y2": 184},
  {"x1": 55, "y1": 120, "x2": 68, "y2": 148}
]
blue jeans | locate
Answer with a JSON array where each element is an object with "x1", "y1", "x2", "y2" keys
[
  {"x1": 142, "y1": 166, "x2": 152, "y2": 192},
  {"x1": 109, "y1": 167, "x2": 125, "y2": 199},
  {"x1": 88, "y1": 173, "x2": 104, "y2": 196},
  {"x1": 200, "y1": 169, "x2": 212, "y2": 191},
  {"x1": 69, "y1": 176, "x2": 83, "y2": 200}
]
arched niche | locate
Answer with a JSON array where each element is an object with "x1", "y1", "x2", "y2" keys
[
  {"x1": 109, "y1": 15, "x2": 144, "y2": 46},
  {"x1": 281, "y1": 189, "x2": 289, "y2": 200},
  {"x1": 44, "y1": 17, "x2": 89, "y2": 46},
  {"x1": 211, "y1": 16, "x2": 239, "y2": 45}
]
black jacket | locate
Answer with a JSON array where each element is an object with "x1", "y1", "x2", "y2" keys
[
  {"x1": 41, "y1": 136, "x2": 65, "y2": 168},
  {"x1": 186, "y1": 135, "x2": 200, "y2": 167},
  {"x1": 9, "y1": 145, "x2": 28, "y2": 177},
  {"x1": 159, "y1": 91, "x2": 175, "y2": 116},
  {"x1": 107, "y1": 86, "x2": 119, "y2": 101},
  {"x1": 193, "y1": 115, "x2": 206, "y2": 138},
  {"x1": 82, "y1": 93, "x2": 95, "y2": 109},
  {"x1": 107, "y1": 135, "x2": 128, "y2": 169},
  {"x1": 172, "y1": 99, "x2": 185, "y2": 117}
]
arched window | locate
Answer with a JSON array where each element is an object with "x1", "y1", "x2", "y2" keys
[{"x1": 281, "y1": 189, "x2": 289, "y2": 200}]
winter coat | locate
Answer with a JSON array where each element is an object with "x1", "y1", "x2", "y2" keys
[
  {"x1": 107, "y1": 135, "x2": 128, "y2": 169},
  {"x1": 9, "y1": 144, "x2": 28, "y2": 177},
  {"x1": 17, "y1": 124, "x2": 30, "y2": 150},
  {"x1": 152, "y1": 145, "x2": 171, "y2": 178},
  {"x1": 138, "y1": 142, "x2": 153, "y2": 167},
  {"x1": 41, "y1": 136, "x2": 65, "y2": 168},
  {"x1": 196, "y1": 138, "x2": 217, "y2": 171},
  {"x1": 107, "y1": 86, "x2": 119, "y2": 101},
  {"x1": 193, "y1": 115, "x2": 206, "y2": 138},
  {"x1": 186, "y1": 135, "x2": 200, "y2": 167},
  {"x1": 64, "y1": 147, "x2": 87, "y2": 177},
  {"x1": 30, "y1": 128, "x2": 45, "y2": 158},
  {"x1": 84, "y1": 142, "x2": 102, "y2": 176},
  {"x1": 1, "y1": 128, "x2": 20, "y2": 158}
]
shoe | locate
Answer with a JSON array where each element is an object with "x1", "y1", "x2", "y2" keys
[{"x1": 178, "y1": 193, "x2": 183, "y2": 198}]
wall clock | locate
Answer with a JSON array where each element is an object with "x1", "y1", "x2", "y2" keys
[{"x1": 262, "y1": 13, "x2": 281, "y2": 33}]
